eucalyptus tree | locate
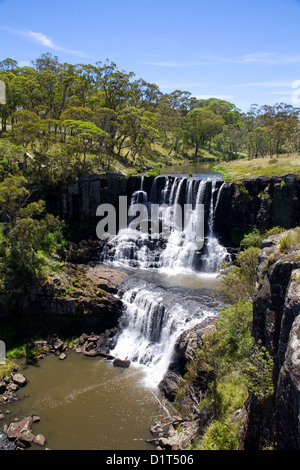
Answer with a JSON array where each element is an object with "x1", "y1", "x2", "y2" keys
[
  {"x1": 184, "y1": 107, "x2": 224, "y2": 156},
  {"x1": 94, "y1": 60, "x2": 135, "y2": 111},
  {"x1": 62, "y1": 119, "x2": 104, "y2": 171}
]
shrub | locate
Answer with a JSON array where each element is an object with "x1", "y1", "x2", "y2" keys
[
  {"x1": 146, "y1": 168, "x2": 160, "y2": 178},
  {"x1": 196, "y1": 419, "x2": 240, "y2": 450},
  {"x1": 263, "y1": 226, "x2": 285, "y2": 238},
  {"x1": 217, "y1": 247, "x2": 260, "y2": 303},
  {"x1": 240, "y1": 227, "x2": 262, "y2": 249}
]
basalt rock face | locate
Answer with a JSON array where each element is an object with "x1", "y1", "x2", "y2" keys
[
  {"x1": 40, "y1": 173, "x2": 148, "y2": 222},
  {"x1": 214, "y1": 174, "x2": 300, "y2": 242},
  {"x1": 158, "y1": 318, "x2": 216, "y2": 402},
  {"x1": 0, "y1": 264, "x2": 126, "y2": 348},
  {"x1": 240, "y1": 230, "x2": 300, "y2": 450},
  {"x1": 44, "y1": 173, "x2": 127, "y2": 221},
  {"x1": 35, "y1": 172, "x2": 300, "y2": 245}
]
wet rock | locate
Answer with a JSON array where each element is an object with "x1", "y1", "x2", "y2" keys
[
  {"x1": 52, "y1": 338, "x2": 64, "y2": 351},
  {"x1": 78, "y1": 333, "x2": 88, "y2": 345},
  {"x1": 158, "y1": 372, "x2": 180, "y2": 402},
  {"x1": 11, "y1": 373, "x2": 27, "y2": 387},
  {"x1": 95, "y1": 328, "x2": 119, "y2": 353},
  {"x1": 6, "y1": 416, "x2": 34, "y2": 444},
  {"x1": 33, "y1": 434, "x2": 46, "y2": 447},
  {"x1": 82, "y1": 348, "x2": 99, "y2": 357},
  {"x1": 58, "y1": 353, "x2": 67, "y2": 360},
  {"x1": 0, "y1": 381, "x2": 7, "y2": 394},
  {"x1": 9, "y1": 383, "x2": 19, "y2": 392},
  {"x1": 113, "y1": 358, "x2": 131, "y2": 368}
]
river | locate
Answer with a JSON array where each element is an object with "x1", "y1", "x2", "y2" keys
[{"x1": 2, "y1": 163, "x2": 227, "y2": 450}]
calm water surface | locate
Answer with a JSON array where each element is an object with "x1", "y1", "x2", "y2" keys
[
  {"x1": 160, "y1": 161, "x2": 222, "y2": 178},
  {"x1": 5, "y1": 352, "x2": 175, "y2": 450}
]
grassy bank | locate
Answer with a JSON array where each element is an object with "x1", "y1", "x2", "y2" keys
[{"x1": 213, "y1": 153, "x2": 300, "y2": 180}]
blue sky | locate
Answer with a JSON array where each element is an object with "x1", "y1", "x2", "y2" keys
[{"x1": 1, "y1": 0, "x2": 300, "y2": 112}]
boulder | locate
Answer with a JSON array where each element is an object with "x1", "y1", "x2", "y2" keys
[
  {"x1": 158, "y1": 372, "x2": 180, "y2": 402},
  {"x1": 33, "y1": 434, "x2": 46, "y2": 447},
  {"x1": 78, "y1": 333, "x2": 88, "y2": 345},
  {"x1": 6, "y1": 416, "x2": 34, "y2": 445},
  {"x1": 82, "y1": 348, "x2": 99, "y2": 357},
  {"x1": 52, "y1": 338, "x2": 64, "y2": 350},
  {"x1": 11, "y1": 373, "x2": 27, "y2": 387},
  {"x1": 174, "y1": 318, "x2": 216, "y2": 375},
  {"x1": 0, "y1": 380, "x2": 7, "y2": 394},
  {"x1": 113, "y1": 358, "x2": 131, "y2": 369}
]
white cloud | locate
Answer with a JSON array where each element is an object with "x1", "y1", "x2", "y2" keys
[
  {"x1": 28, "y1": 31, "x2": 56, "y2": 48},
  {"x1": 3, "y1": 27, "x2": 90, "y2": 58},
  {"x1": 239, "y1": 51, "x2": 300, "y2": 65}
]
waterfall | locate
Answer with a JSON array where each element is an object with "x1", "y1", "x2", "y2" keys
[
  {"x1": 101, "y1": 175, "x2": 228, "y2": 274},
  {"x1": 200, "y1": 181, "x2": 228, "y2": 273},
  {"x1": 100, "y1": 174, "x2": 228, "y2": 388},
  {"x1": 111, "y1": 283, "x2": 217, "y2": 387}
]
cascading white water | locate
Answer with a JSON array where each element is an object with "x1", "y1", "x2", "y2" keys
[
  {"x1": 101, "y1": 175, "x2": 228, "y2": 274},
  {"x1": 101, "y1": 174, "x2": 228, "y2": 388},
  {"x1": 111, "y1": 284, "x2": 216, "y2": 387},
  {"x1": 200, "y1": 180, "x2": 228, "y2": 273}
]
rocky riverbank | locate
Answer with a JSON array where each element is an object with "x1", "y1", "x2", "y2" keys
[{"x1": 0, "y1": 325, "x2": 136, "y2": 450}]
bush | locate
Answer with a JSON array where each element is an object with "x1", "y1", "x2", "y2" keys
[
  {"x1": 196, "y1": 419, "x2": 240, "y2": 450},
  {"x1": 146, "y1": 168, "x2": 160, "y2": 178},
  {"x1": 240, "y1": 227, "x2": 262, "y2": 249},
  {"x1": 217, "y1": 247, "x2": 260, "y2": 303},
  {"x1": 263, "y1": 226, "x2": 285, "y2": 238}
]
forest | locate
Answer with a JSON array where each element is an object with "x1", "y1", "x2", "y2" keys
[{"x1": 0, "y1": 53, "x2": 300, "y2": 187}]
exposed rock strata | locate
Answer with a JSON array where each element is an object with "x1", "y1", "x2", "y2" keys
[
  {"x1": 33, "y1": 172, "x2": 300, "y2": 246},
  {"x1": 214, "y1": 173, "x2": 300, "y2": 242},
  {"x1": 0, "y1": 263, "x2": 127, "y2": 345},
  {"x1": 240, "y1": 230, "x2": 300, "y2": 450}
]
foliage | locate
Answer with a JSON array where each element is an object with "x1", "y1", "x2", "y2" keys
[
  {"x1": 241, "y1": 341, "x2": 274, "y2": 402},
  {"x1": 279, "y1": 227, "x2": 300, "y2": 252},
  {"x1": 217, "y1": 247, "x2": 260, "y2": 303},
  {"x1": 146, "y1": 168, "x2": 160, "y2": 178},
  {"x1": 0, "y1": 53, "x2": 299, "y2": 181},
  {"x1": 0, "y1": 175, "x2": 65, "y2": 284},
  {"x1": 175, "y1": 298, "x2": 274, "y2": 449},
  {"x1": 240, "y1": 227, "x2": 262, "y2": 249},
  {"x1": 195, "y1": 419, "x2": 240, "y2": 450},
  {"x1": 0, "y1": 359, "x2": 18, "y2": 379}
]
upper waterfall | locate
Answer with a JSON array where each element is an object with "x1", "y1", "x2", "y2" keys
[{"x1": 101, "y1": 174, "x2": 228, "y2": 274}]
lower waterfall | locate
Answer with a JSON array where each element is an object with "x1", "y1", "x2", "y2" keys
[{"x1": 110, "y1": 279, "x2": 219, "y2": 388}]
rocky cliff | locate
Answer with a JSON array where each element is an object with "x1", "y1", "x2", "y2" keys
[
  {"x1": 240, "y1": 229, "x2": 300, "y2": 450},
  {"x1": 39, "y1": 172, "x2": 300, "y2": 246},
  {"x1": 214, "y1": 173, "x2": 300, "y2": 244},
  {"x1": 0, "y1": 263, "x2": 127, "y2": 349}
]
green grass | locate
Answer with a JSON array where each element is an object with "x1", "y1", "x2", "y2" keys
[
  {"x1": 213, "y1": 153, "x2": 300, "y2": 180},
  {"x1": 0, "y1": 359, "x2": 19, "y2": 379}
]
